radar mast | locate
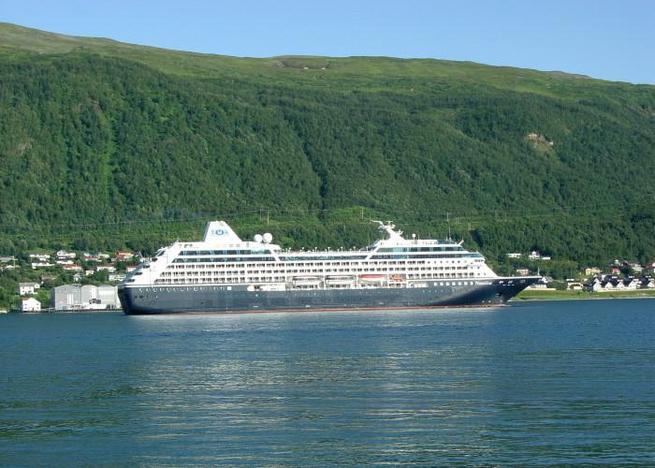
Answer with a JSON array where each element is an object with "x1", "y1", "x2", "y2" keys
[{"x1": 371, "y1": 220, "x2": 404, "y2": 242}]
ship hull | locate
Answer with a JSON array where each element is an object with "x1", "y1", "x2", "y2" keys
[{"x1": 119, "y1": 277, "x2": 540, "y2": 315}]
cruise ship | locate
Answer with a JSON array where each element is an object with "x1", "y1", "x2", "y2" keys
[{"x1": 118, "y1": 221, "x2": 540, "y2": 314}]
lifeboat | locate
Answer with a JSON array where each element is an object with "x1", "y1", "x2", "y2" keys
[
  {"x1": 358, "y1": 274, "x2": 385, "y2": 283},
  {"x1": 326, "y1": 275, "x2": 355, "y2": 285},
  {"x1": 292, "y1": 276, "x2": 322, "y2": 285}
]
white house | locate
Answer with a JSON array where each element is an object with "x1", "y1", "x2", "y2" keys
[
  {"x1": 55, "y1": 259, "x2": 75, "y2": 266},
  {"x1": 115, "y1": 251, "x2": 135, "y2": 262},
  {"x1": 108, "y1": 273, "x2": 126, "y2": 282},
  {"x1": 56, "y1": 250, "x2": 76, "y2": 260},
  {"x1": 590, "y1": 279, "x2": 604, "y2": 292},
  {"x1": 29, "y1": 253, "x2": 51, "y2": 262},
  {"x1": 83, "y1": 253, "x2": 102, "y2": 262},
  {"x1": 528, "y1": 251, "x2": 541, "y2": 260},
  {"x1": 18, "y1": 282, "x2": 40, "y2": 296},
  {"x1": 605, "y1": 279, "x2": 623, "y2": 291},
  {"x1": 21, "y1": 297, "x2": 41, "y2": 312}
]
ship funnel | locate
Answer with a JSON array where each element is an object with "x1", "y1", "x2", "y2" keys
[{"x1": 203, "y1": 221, "x2": 242, "y2": 244}]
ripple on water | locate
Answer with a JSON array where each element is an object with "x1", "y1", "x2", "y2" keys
[{"x1": 1, "y1": 301, "x2": 655, "y2": 464}]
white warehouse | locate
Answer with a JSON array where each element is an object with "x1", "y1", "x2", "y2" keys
[{"x1": 51, "y1": 284, "x2": 121, "y2": 310}]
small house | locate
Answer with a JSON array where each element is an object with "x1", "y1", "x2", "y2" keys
[
  {"x1": 623, "y1": 277, "x2": 640, "y2": 290},
  {"x1": 115, "y1": 251, "x2": 135, "y2": 262},
  {"x1": 21, "y1": 297, "x2": 41, "y2": 312},
  {"x1": 109, "y1": 273, "x2": 126, "y2": 282},
  {"x1": 528, "y1": 251, "x2": 541, "y2": 260},
  {"x1": 56, "y1": 250, "x2": 76, "y2": 260},
  {"x1": 29, "y1": 253, "x2": 51, "y2": 262},
  {"x1": 55, "y1": 259, "x2": 75, "y2": 266},
  {"x1": 18, "y1": 282, "x2": 40, "y2": 296}
]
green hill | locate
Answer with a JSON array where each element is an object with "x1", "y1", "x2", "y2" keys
[{"x1": 1, "y1": 22, "x2": 655, "y2": 274}]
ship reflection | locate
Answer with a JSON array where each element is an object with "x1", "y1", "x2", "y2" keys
[{"x1": 124, "y1": 309, "x2": 505, "y2": 463}]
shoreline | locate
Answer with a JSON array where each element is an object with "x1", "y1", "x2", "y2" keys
[
  {"x1": 5, "y1": 292, "x2": 655, "y2": 314},
  {"x1": 516, "y1": 289, "x2": 655, "y2": 301},
  {"x1": 6, "y1": 308, "x2": 123, "y2": 315}
]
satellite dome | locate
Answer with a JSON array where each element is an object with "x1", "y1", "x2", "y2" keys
[
  {"x1": 254, "y1": 234, "x2": 263, "y2": 243},
  {"x1": 263, "y1": 233, "x2": 273, "y2": 243}
]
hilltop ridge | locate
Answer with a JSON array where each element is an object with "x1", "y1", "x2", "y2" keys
[{"x1": 0, "y1": 22, "x2": 617, "y2": 88}]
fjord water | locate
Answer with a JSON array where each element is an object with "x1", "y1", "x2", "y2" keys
[{"x1": 1, "y1": 300, "x2": 654, "y2": 465}]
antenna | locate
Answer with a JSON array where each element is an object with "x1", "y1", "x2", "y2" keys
[{"x1": 447, "y1": 212, "x2": 451, "y2": 240}]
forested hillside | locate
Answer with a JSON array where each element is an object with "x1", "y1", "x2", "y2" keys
[{"x1": 1, "y1": 23, "x2": 655, "y2": 272}]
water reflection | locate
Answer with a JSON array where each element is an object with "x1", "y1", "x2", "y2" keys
[
  {"x1": 123, "y1": 308, "x2": 507, "y2": 463},
  {"x1": 2, "y1": 302, "x2": 655, "y2": 464}
]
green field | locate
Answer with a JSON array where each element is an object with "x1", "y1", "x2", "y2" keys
[{"x1": 516, "y1": 289, "x2": 655, "y2": 301}]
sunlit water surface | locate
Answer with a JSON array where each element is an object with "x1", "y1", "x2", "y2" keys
[{"x1": 1, "y1": 299, "x2": 654, "y2": 465}]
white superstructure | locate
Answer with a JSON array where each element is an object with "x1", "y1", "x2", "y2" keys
[{"x1": 124, "y1": 221, "x2": 498, "y2": 290}]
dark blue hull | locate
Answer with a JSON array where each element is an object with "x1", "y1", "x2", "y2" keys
[{"x1": 118, "y1": 277, "x2": 540, "y2": 315}]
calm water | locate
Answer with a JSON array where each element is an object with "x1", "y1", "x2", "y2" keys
[{"x1": 1, "y1": 299, "x2": 655, "y2": 465}]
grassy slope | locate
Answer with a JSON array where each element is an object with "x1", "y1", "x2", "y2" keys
[
  {"x1": 0, "y1": 22, "x2": 639, "y2": 93},
  {"x1": 1, "y1": 23, "x2": 655, "y2": 270}
]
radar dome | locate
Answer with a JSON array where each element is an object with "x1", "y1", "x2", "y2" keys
[
  {"x1": 254, "y1": 234, "x2": 263, "y2": 243},
  {"x1": 263, "y1": 233, "x2": 273, "y2": 243}
]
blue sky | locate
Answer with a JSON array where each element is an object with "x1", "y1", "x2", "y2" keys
[{"x1": 1, "y1": 0, "x2": 653, "y2": 84}]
